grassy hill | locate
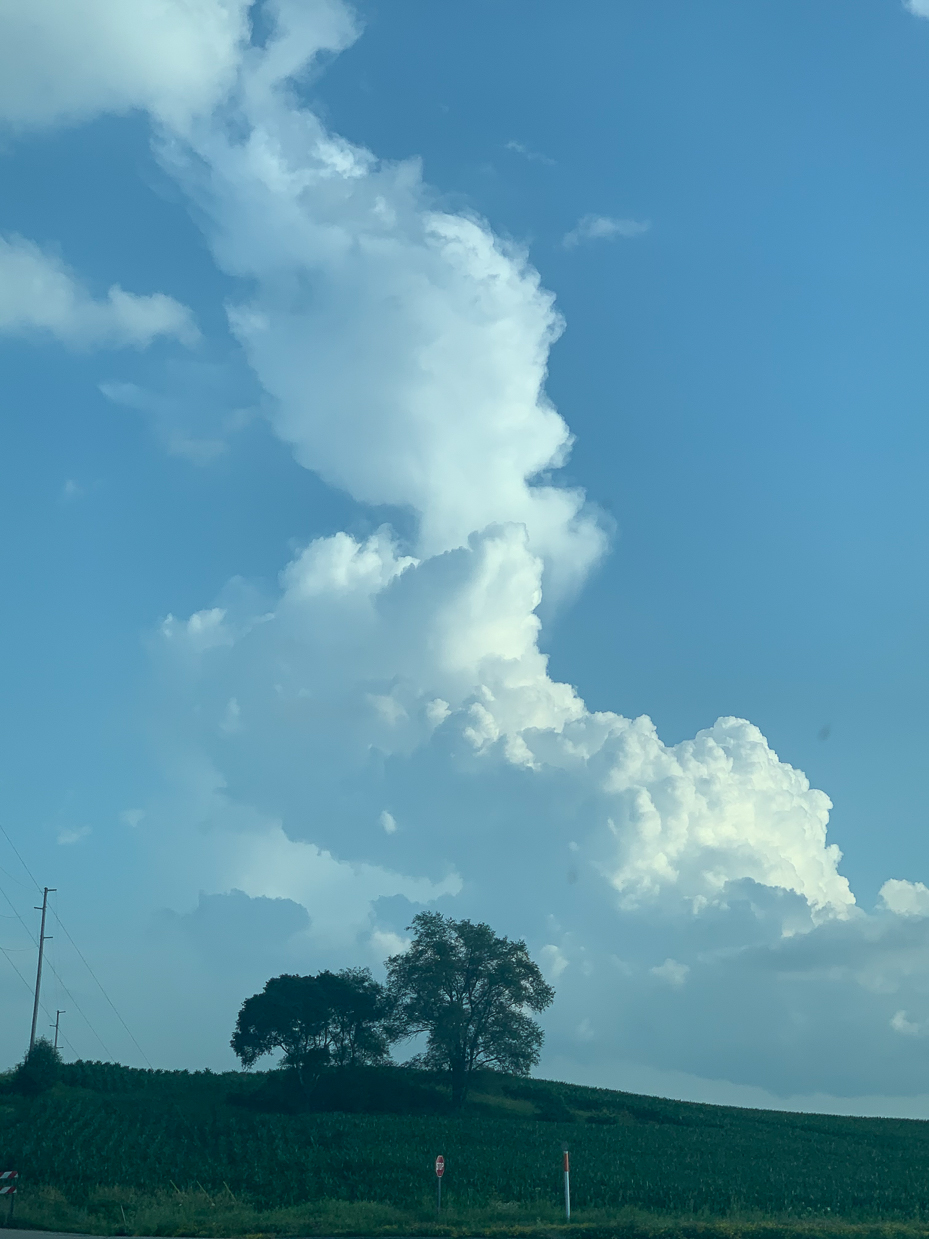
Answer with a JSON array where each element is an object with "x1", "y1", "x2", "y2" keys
[{"x1": 2, "y1": 1061, "x2": 929, "y2": 1237}]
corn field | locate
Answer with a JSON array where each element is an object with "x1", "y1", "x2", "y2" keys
[{"x1": 3, "y1": 1062, "x2": 929, "y2": 1221}]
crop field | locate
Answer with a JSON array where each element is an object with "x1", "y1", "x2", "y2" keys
[{"x1": 3, "y1": 1062, "x2": 929, "y2": 1232}]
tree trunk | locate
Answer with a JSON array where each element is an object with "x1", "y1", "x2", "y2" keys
[
  {"x1": 450, "y1": 1059, "x2": 468, "y2": 1111},
  {"x1": 294, "y1": 1050, "x2": 326, "y2": 1100}
]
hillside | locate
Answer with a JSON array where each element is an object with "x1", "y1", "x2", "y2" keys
[{"x1": 2, "y1": 1061, "x2": 929, "y2": 1237}]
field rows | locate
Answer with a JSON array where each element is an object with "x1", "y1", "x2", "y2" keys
[{"x1": 4, "y1": 1066, "x2": 929, "y2": 1220}]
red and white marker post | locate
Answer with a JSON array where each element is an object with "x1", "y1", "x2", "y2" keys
[
  {"x1": 562, "y1": 1146, "x2": 571, "y2": 1221},
  {"x1": 1, "y1": 1171, "x2": 18, "y2": 1224},
  {"x1": 435, "y1": 1155, "x2": 445, "y2": 1213}
]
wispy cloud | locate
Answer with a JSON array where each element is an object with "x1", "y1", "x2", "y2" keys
[
  {"x1": 0, "y1": 234, "x2": 198, "y2": 349},
  {"x1": 563, "y1": 214, "x2": 650, "y2": 250},
  {"x1": 505, "y1": 140, "x2": 555, "y2": 166},
  {"x1": 57, "y1": 826, "x2": 91, "y2": 845},
  {"x1": 904, "y1": 1, "x2": 929, "y2": 18},
  {"x1": 891, "y1": 1010, "x2": 922, "y2": 1036},
  {"x1": 60, "y1": 479, "x2": 83, "y2": 503},
  {"x1": 100, "y1": 361, "x2": 254, "y2": 463}
]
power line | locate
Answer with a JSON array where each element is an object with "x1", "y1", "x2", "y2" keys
[
  {"x1": 0, "y1": 944, "x2": 34, "y2": 993},
  {"x1": 0, "y1": 862, "x2": 31, "y2": 890},
  {"x1": 0, "y1": 870, "x2": 80, "y2": 1062},
  {"x1": 0, "y1": 873, "x2": 115, "y2": 1060},
  {"x1": 53, "y1": 908, "x2": 153, "y2": 1068},
  {"x1": 0, "y1": 825, "x2": 40, "y2": 892},
  {"x1": 0, "y1": 941, "x2": 76, "y2": 1059},
  {"x1": 41, "y1": 956, "x2": 116, "y2": 1061},
  {"x1": 0, "y1": 826, "x2": 150, "y2": 1066},
  {"x1": 0, "y1": 879, "x2": 37, "y2": 945}
]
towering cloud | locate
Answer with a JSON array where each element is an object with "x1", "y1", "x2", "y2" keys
[
  {"x1": 5, "y1": 0, "x2": 929, "y2": 1102},
  {"x1": 157, "y1": 3, "x2": 604, "y2": 600},
  {"x1": 145, "y1": 0, "x2": 851, "y2": 927}
]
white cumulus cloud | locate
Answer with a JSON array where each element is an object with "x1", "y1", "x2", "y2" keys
[
  {"x1": 153, "y1": 518, "x2": 854, "y2": 925},
  {"x1": 880, "y1": 879, "x2": 929, "y2": 918},
  {"x1": 168, "y1": 74, "x2": 607, "y2": 600},
  {"x1": 651, "y1": 958, "x2": 690, "y2": 987},
  {"x1": 137, "y1": 0, "x2": 854, "y2": 965},
  {"x1": 0, "y1": 0, "x2": 255, "y2": 132}
]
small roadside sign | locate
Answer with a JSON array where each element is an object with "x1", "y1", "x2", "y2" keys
[{"x1": 435, "y1": 1155, "x2": 445, "y2": 1213}]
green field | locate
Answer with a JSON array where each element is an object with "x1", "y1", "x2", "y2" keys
[{"x1": 3, "y1": 1061, "x2": 929, "y2": 1237}]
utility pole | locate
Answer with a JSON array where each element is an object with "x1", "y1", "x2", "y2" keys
[
  {"x1": 52, "y1": 1010, "x2": 65, "y2": 1050},
  {"x1": 29, "y1": 887, "x2": 55, "y2": 1051}
]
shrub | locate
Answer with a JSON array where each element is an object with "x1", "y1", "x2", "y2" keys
[{"x1": 12, "y1": 1038, "x2": 61, "y2": 1095}]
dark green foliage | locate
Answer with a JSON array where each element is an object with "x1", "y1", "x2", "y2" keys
[
  {"x1": 234, "y1": 1064, "x2": 449, "y2": 1116},
  {"x1": 11, "y1": 1037, "x2": 61, "y2": 1095},
  {"x1": 321, "y1": 968, "x2": 394, "y2": 1068},
  {"x1": 6, "y1": 1062, "x2": 929, "y2": 1222},
  {"x1": 386, "y1": 912, "x2": 555, "y2": 1108},
  {"x1": 231, "y1": 969, "x2": 391, "y2": 1091}
]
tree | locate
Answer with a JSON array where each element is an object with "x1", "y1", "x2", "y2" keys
[
  {"x1": 12, "y1": 1037, "x2": 61, "y2": 1095},
  {"x1": 317, "y1": 967, "x2": 393, "y2": 1068},
  {"x1": 231, "y1": 969, "x2": 391, "y2": 1092},
  {"x1": 386, "y1": 912, "x2": 555, "y2": 1110}
]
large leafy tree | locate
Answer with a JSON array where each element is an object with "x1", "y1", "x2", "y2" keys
[
  {"x1": 231, "y1": 968, "x2": 391, "y2": 1092},
  {"x1": 320, "y1": 967, "x2": 393, "y2": 1068},
  {"x1": 386, "y1": 912, "x2": 555, "y2": 1109}
]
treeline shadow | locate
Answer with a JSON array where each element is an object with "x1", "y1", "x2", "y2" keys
[{"x1": 229, "y1": 1064, "x2": 452, "y2": 1115}]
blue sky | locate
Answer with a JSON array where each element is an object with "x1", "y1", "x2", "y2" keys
[{"x1": 2, "y1": 0, "x2": 929, "y2": 1115}]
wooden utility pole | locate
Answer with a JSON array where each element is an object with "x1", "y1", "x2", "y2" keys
[
  {"x1": 52, "y1": 1009, "x2": 65, "y2": 1050},
  {"x1": 29, "y1": 887, "x2": 55, "y2": 1050}
]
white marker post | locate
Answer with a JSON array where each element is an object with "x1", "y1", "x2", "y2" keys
[
  {"x1": 435, "y1": 1155, "x2": 445, "y2": 1214},
  {"x1": 562, "y1": 1145, "x2": 571, "y2": 1221}
]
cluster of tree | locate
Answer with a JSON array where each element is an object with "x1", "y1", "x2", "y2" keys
[
  {"x1": 231, "y1": 912, "x2": 555, "y2": 1109},
  {"x1": 232, "y1": 967, "x2": 391, "y2": 1092}
]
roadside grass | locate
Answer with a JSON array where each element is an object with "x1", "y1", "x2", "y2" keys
[{"x1": 9, "y1": 1187, "x2": 929, "y2": 1239}]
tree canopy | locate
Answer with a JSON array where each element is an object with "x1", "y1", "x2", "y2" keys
[
  {"x1": 386, "y1": 912, "x2": 555, "y2": 1109},
  {"x1": 231, "y1": 968, "x2": 391, "y2": 1091},
  {"x1": 12, "y1": 1037, "x2": 61, "y2": 1095}
]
